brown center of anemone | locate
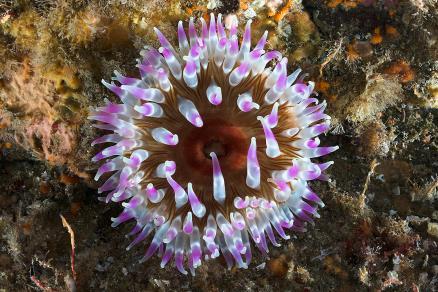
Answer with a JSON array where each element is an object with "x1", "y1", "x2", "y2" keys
[
  {"x1": 180, "y1": 118, "x2": 249, "y2": 177},
  {"x1": 203, "y1": 140, "x2": 226, "y2": 158},
  {"x1": 137, "y1": 63, "x2": 301, "y2": 224}
]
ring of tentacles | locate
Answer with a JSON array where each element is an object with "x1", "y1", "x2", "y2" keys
[{"x1": 89, "y1": 13, "x2": 338, "y2": 275}]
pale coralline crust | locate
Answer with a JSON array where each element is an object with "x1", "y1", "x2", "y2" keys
[
  {"x1": 0, "y1": 60, "x2": 88, "y2": 178},
  {"x1": 0, "y1": 60, "x2": 57, "y2": 118},
  {"x1": 346, "y1": 73, "x2": 403, "y2": 123}
]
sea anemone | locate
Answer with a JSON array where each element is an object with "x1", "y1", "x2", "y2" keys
[{"x1": 89, "y1": 14, "x2": 338, "y2": 275}]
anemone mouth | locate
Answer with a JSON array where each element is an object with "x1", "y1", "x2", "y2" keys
[
  {"x1": 89, "y1": 13, "x2": 338, "y2": 275},
  {"x1": 203, "y1": 140, "x2": 227, "y2": 159},
  {"x1": 180, "y1": 118, "x2": 249, "y2": 175}
]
